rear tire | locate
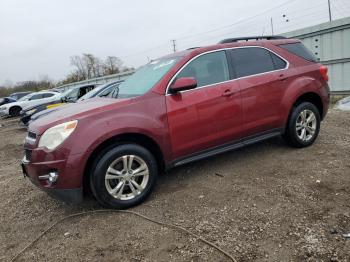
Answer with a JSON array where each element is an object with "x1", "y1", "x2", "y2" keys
[
  {"x1": 9, "y1": 106, "x2": 22, "y2": 117},
  {"x1": 283, "y1": 102, "x2": 320, "y2": 148},
  {"x1": 90, "y1": 144, "x2": 158, "y2": 209}
]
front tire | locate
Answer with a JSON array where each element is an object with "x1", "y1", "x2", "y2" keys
[
  {"x1": 90, "y1": 144, "x2": 158, "y2": 209},
  {"x1": 9, "y1": 106, "x2": 22, "y2": 117},
  {"x1": 283, "y1": 102, "x2": 320, "y2": 148}
]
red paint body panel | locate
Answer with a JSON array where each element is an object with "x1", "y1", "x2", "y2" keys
[
  {"x1": 166, "y1": 80, "x2": 242, "y2": 159},
  {"x1": 22, "y1": 39, "x2": 330, "y2": 197}
]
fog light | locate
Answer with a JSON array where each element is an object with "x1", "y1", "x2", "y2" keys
[
  {"x1": 48, "y1": 172, "x2": 59, "y2": 183},
  {"x1": 39, "y1": 171, "x2": 59, "y2": 185}
]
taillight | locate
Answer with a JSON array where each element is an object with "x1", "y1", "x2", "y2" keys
[{"x1": 320, "y1": 66, "x2": 329, "y2": 82}]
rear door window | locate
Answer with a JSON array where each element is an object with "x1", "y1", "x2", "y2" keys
[
  {"x1": 176, "y1": 51, "x2": 230, "y2": 88},
  {"x1": 278, "y1": 42, "x2": 317, "y2": 62},
  {"x1": 229, "y1": 47, "x2": 279, "y2": 78},
  {"x1": 29, "y1": 94, "x2": 44, "y2": 100},
  {"x1": 42, "y1": 93, "x2": 55, "y2": 98}
]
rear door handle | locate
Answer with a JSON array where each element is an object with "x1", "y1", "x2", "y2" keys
[
  {"x1": 279, "y1": 74, "x2": 288, "y2": 81},
  {"x1": 222, "y1": 89, "x2": 234, "y2": 97}
]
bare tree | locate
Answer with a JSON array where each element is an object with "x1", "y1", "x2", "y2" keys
[
  {"x1": 67, "y1": 53, "x2": 131, "y2": 83},
  {"x1": 103, "y1": 56, "x2": 123, "y2": 75},
  {"x1": 70, "y1": 55, "x2": 87, "y2": 80}
]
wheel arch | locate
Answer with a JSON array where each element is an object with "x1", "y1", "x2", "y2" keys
[
  {"x1": 284, "y1": 91, "x2": 324, "y2": 134},
  {"x1": 82, "y1": 132, "x2": 165, "y2": 194},
  {"x1": 9, "y1": 105, "x2": 22, "y2": 115},
  {"x1": 291, "y1": 92, "x2": 324, "y2": 119}
]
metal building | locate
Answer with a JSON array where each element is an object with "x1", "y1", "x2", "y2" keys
[{"x1": 284, "y1": 16, "x2": 350, "y2": 94}]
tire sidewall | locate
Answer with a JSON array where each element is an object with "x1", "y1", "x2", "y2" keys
[
  {"x1": 9, "y1": 106, "x2": 21, "y2": 117},
  {"x1": 288, "y1": 102, "x2": 321, "y2": 147},
  {"x1": 90, "y1": 144, "x2": 158, "y2": 209}
]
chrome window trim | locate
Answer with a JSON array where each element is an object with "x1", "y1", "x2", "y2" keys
[{"x1": 165, "y1": 46, "x2": 290, "y2": 95}]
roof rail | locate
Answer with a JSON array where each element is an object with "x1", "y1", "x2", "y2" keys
[
  {"x1": 187, "y1": 47, "x2": 201, "y2": 50},
  {"x1": 219, "y1": 36, "x2": 287, "y2": 44}
]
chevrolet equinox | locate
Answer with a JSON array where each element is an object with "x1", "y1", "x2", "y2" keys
[{"x1": 22, "y1": 36, "x2": 330, "y2": 208}]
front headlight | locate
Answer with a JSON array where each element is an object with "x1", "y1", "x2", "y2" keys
[
  {"x1": 26, "y1": 109, "x2": 37, "y2": 115},
  {"x1": 0, "y1": 106, "x2": 6, "y2": 111},
  {"x1": 38, "y1": 120, "x2": 78, "y2": 150}
]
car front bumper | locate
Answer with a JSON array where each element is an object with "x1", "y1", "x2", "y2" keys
[
  {"x1": 21, "y1": 147, "x2": 85, "y2": 204},
  {"x1": 0, "y1": 109, "x2": 8, "y2": 116}
]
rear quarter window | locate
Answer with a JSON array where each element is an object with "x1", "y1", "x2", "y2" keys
[
  {"x1": 278, "y1": 42, "x2": 317, "y2": 62},
  {"x1": 271, "y1": 53, "x2": 287, "y2": 70}
]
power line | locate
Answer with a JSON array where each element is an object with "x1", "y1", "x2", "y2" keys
[
  {"x1": 181, "y1": 1, "x2": 343, "y2": 47},
  {"x1": 120, "y1": 0, "x2": 350, "y2": 64},
  {"x1": 177, "y1": 1, "x2": 326, "y2": 47},
  {"x1": 175, "y1": 0, "x2": 298, "y2": 41}
]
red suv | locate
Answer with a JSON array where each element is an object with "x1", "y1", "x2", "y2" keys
[{"x1": 22, "y1": 36, "x2": 330, "y2": 208}]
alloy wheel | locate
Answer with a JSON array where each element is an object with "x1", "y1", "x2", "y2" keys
[
  {"x1": 105, "y1": 155, "x2": 149, "y2": 200},
  {"x1": 296, "y1": 109, "x2": 317, "y2": 142}
]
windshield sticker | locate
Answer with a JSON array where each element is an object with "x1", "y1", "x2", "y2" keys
[{"x1": 153, "y1": 59, "x2": 175, "y2": 70}]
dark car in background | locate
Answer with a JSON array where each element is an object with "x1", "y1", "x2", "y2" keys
[
  {"x1": 20, "y1": 84, "x2": 97, "y2": 125},
  {"x1": 9, "y1": 92, "x2": 31, "y2": 101},
  {"x1": 0, "y1": 97, "x2": 16, "y2": 107},
  {"x1": 61, "y1": 84, "x2": 97, "y2": 103},
  {"x1": 77, "y1": 81, "x2": 123, "y2": 102}
]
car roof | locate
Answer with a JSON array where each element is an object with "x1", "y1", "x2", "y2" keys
[
  {"x1": 70, "y1": 83, "x2": 97, "y2": 90},
  {"x1": 159, "y1": 37, "x2": 300, "y2": 61},
  {"x1": 11, "y1": 91, "x2": 30, "y2": 95},
  {"x1": 34, "y1": 90, "x2": 58, "y2": 94}
]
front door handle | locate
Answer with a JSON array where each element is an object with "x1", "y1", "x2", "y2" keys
[{"x1": 222, "y1": 89, "x2": 234, "y2": 97}]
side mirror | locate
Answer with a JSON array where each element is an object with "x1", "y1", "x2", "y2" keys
[{"x1": 169, "y1": 77, "x2": 197, "y2": 94}]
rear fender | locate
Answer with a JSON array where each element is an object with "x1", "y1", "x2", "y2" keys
[{"x1": 280, "y1": 76, "x2": 324, "y2": 124}]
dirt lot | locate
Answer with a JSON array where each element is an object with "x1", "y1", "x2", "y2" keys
[{"x1": 0, "y1": 109, "x2": 349, "y2": 262}]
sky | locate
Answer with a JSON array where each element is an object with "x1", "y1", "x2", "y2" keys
[{"x1": 0, "y1": 0, "x2": 349, "y2": 85}]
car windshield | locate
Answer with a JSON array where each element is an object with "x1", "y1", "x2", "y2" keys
[
  {"x1": 60, "y1": 88, "x2": 81, "y2": 100},
  {"x1": 117, "y1": 57, "x2": 179, "y2": 98}
]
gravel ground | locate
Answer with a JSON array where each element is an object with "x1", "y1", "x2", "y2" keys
[{"x1": 0, "y1": 109, "x2": 349, "y2": 262}]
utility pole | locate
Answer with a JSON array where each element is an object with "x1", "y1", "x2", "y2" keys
[
  {"x1": 327, "y1": 0, "x2": 332, "y2": 22},
  {"x1": 171, "y1": 40, "x2": 177, "y2": 53},
  {"x1": 270, "y1": 17, "x2": 274, "y2": 35}
]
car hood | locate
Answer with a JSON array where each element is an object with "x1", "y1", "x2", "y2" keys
[{"x1": 29, "y1": 97, "x2": 130, "y2": 135}]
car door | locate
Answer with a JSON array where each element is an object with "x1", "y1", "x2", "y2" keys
[
  {"x1": 42, "y1": 92, "x2": 57, "y2": 102},
  {"x1": 25, "y1": 93, "x2": 53, "y2": 109},
  {"x1": 166, "y1": 50, "x2": 242, "y2": 160},
  {"x1": 228, "y1": 46, "x2": 290, "y2": 137},
  {"x1": 26, "y1": 93, "x2": 45, "y2": 108}
]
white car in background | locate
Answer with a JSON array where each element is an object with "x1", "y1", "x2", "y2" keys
[{"x1": 0, "y1": 91, "x2": 61, "y2": 117}]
